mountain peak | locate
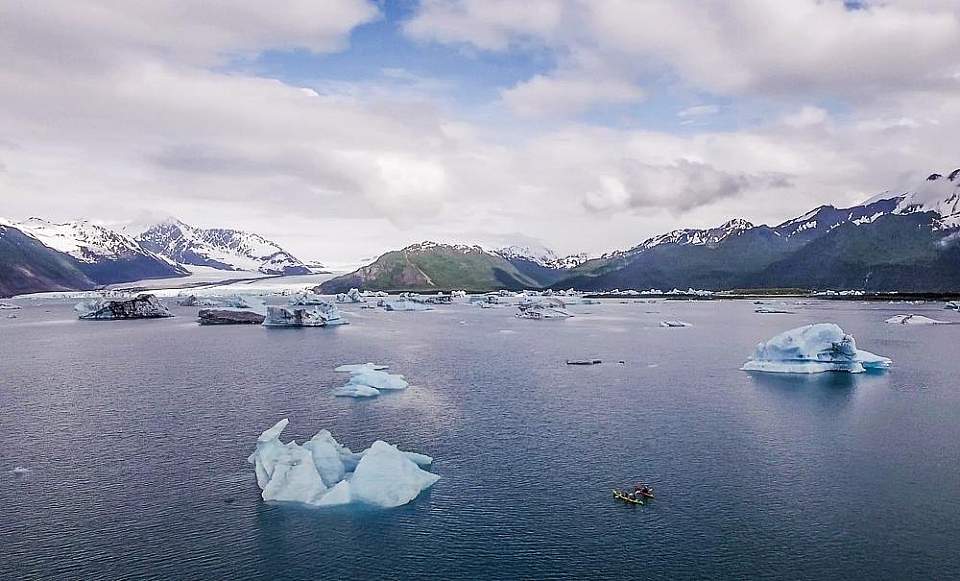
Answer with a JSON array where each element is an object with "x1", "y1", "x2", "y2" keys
[{"x1": 138, "y1": 219, "x2": 310, "y2": 275}]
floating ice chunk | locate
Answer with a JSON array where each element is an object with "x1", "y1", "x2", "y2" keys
[
  {"x1": 336, "y1": 288, "x2": 365, "y2": 303},
  {"x1": 755, "y1": 308, "x2": 793, "y2": 314},
  {"x1": 177, "y1": 294, "x2": 252, "y2": 308},
  {"x1": 885, "y1": 314, "x2": 950, "y2": 325},
  {"x1": 659, "y1": 320, "x2": 692, "y2": 327},
  {"x1": 11, "y1": 467, "x2": 30, "y2": 475},
  {"x1": 350, "y1": 441, "x2": 441, "y2": 508},
  {"x1": 335, "y1": 363, "x2": 389, "y2": 373},
  {"x1": 263, "y1": 302, "x2": 346, "y2": 327},
  {"x1": 516, "y1": 297, "x2": 572, "y2": 320},
  {"x1": 247, "y1": 419, "x2": 438, "y2": 508},
  {"x1": 945, "y1": 301, "x2": 959, "y2": 311},
  {"x1": 347, "y1": 369, "x2": 408, "y2": 391},
  {"x1": 333, "y1": 384, "x2": 381, "y2": 398},
  {"x1": 0, "y1": 302, "x2": 21, "y2": 310},
  {"x1": 742, "y1": 323, "x2": 891, "y2": 374},
  {"x1": 380, "y1": 298, "x2": 433, "y2": 311},
  {"x1": 290, "y1": 291, "x2": 330, "y2": 306},
  {"x1": 77, "y1": 294, "x2": 173, "y2": 320}
]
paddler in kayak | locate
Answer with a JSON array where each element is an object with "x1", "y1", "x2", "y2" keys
[{"x1": 634, "y1": 483, "x2": 654, "y2": 498}]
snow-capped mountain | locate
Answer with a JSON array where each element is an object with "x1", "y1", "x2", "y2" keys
[
  {"x1": 137, "y1": 220, "x2": 311, "y2": 275},
  {"x1": 493, "y1": 245, "x2": 588, "y2": 269},
  {"x1": 866, "y1": 169, "x2": 960, "y2": 229},
  {"x1": 632, "y1": 218, "x2": 755, "y2": 253},
  {"x1": 10, "y1": 218, "x2": 188, "y2": 284}
]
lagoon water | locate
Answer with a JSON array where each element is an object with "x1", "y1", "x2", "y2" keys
[{"x1": 1, "y1": 298, "x2": 959, "y2": 580}]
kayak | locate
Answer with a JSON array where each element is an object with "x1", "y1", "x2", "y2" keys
[{"x1": 612, "y1": 489, "x2": 644, "y2": 505}]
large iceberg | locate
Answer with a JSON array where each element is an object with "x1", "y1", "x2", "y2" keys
[
  {"x1": 247, "y1": 419, "x2": 439, "y2": 508},
  {"x1": 333, "y1": 363, "x2": 409, "y2": 398},
  {"x1": 742, "y1": 323, "x2": 891, "y2": 374},
  {"x1": 76, "y1": 294, "x2": 173, "y2": 320},
  {"x1": 289, "y1": 291, "x2": 330, "y2": 306},
  {"x1": 263, "y1": 302, "x2": 346, "y2": 327}
]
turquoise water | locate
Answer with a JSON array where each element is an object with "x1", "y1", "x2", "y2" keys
[{"x1": 1, "y1": 298, "x2": 959, "y2": 580}]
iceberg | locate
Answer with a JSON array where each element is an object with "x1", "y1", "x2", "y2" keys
[
  {"x1": 263, "y1": 302, "x2": 346, "y2": 327},
  {"x1": 515, "y1": 297, "x2": 573, "y2": 320},
  {"x1": 742, "y1": 323, "x2": 891, "y2": 374},
  {"x1": 885, "y1": 314, "x2": 950, "y2": 325},
  {"x1": 333, "y1": 363, "x2": 409, "y2": 397},
  {"x1": 289, "y1": 291, "x2": 330, "y2": 306},
  {"x1": 247, "y1": 419, "x2": 439, "y2": 508},
  {"x1": 659, "y1": 320, "x2": 692, "y2": 328},
  {"x1": 177, "y1": 294, "x2": 252, "y2": 308},
  {"x1": 76, "y1": 294, "x2": 173, "y2": 320},
  {"x1": 380, "y1": 298, "x2": 432, "y2": 312},
  {"x1": 335, "y1": 288, "x2": 365, "y2": 303}
]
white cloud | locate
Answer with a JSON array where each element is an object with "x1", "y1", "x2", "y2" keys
[
  {"x1": 677, "y1": 105, "x2": 720, "y2": 119},
  {"x1": 501, "y1": 74, "x2": 644, "y2": 117},
  {"x1": 2, "y1": 0, "x2": 960, "y2": 264}
]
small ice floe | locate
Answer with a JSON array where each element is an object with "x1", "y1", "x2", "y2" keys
[
  {"x1": 247, "y1": 419, "x2": 438, "y2": 508},
  {"x1": 379, "y1": 298, "x2": 433, "y2": 312},
  {"x1": 177, "y1": 294, "x2": 252, "y2": 308},
  {"x1": 755, "y1": 308, "x2": 794, "y2": 314},
  {"x1": 945, "y1": 301, "x2": 959, "y2": 311},
  {"x1": 333, "y1": 364, "x2": 408, "y2": 398},
  {"x1": 515, "y1": 297, "x2": 573, "y2": 320},
  {"x1": 76, "y1": 294, "x2": 173, "y2": 320},
  {"x1": 289, "y1": 291, "x2": 330, "y2": 306},
  {"x1": 885, "y1": 314, "x2": 951, "y2": 325},
  {"x1": 6, "y1": 314, "x2": 16, "y2": 319},
  {"x1": 0, "y1": 302, "x2": 21, "y2": 310},
  {"x1": 335, "y1": 288, "x2": 365, "y2": 303},
  {"x1": 742, "y1": 323, "x2": 891, "y2": 374},
  {"x1": 11, "y1": 467, "x2": 30, "y2": 476},
  {"x1": 566, "y1": 359, "x2": 602, "y2": 365},
  {"x1": 659, "y1": 320, "x2": 691, "y2": 328},
  {"x1": 263, "y1": 302, "x2": 346, "y2": 327}
]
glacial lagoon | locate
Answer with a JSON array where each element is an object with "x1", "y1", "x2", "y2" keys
[{"x1": 2, "y1": 298, "x2": 959, "y2": 580}]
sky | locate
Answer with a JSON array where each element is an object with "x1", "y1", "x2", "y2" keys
[{"x1": 1, "y1": 0, "x2": 960, "y2": 264}]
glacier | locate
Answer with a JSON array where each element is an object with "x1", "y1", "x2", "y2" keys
[
  {"x1": 334, "y1": 364, "x2": 409, "y2": 398},
  {"x1": 247, "y1": 419, "x2": 439, "y2": 508},
  {"x1": 742, "y1": 323, "x2": 891, "y2": 374}
]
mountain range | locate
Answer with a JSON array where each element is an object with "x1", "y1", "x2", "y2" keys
[
  {"x1": 4, "y1": 168, "x2": 960, "y2": 297},
  {"x1": 0, "y1": 218, "x2": 310, "y2": 297},
  {"x1": 320, "y1": 168, "x2": 960, "y2": 294}
]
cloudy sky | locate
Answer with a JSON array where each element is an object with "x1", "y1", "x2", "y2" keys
[{"x1": 2, "y1": 0, "x2": 959, "y2": 264}]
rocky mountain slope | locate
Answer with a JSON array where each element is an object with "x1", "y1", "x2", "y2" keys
[{"x1": 138, "y1": 220, "x2": 310, "y2": 275}]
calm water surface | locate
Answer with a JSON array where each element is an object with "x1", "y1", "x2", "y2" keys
[{"x1": 1, "y1": 298, "x2": 959, "y2": 580}]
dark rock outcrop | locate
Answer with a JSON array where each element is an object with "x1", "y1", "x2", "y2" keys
[{"x1": 197, "y1": 309, "x2": 266, "y2": 325}]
